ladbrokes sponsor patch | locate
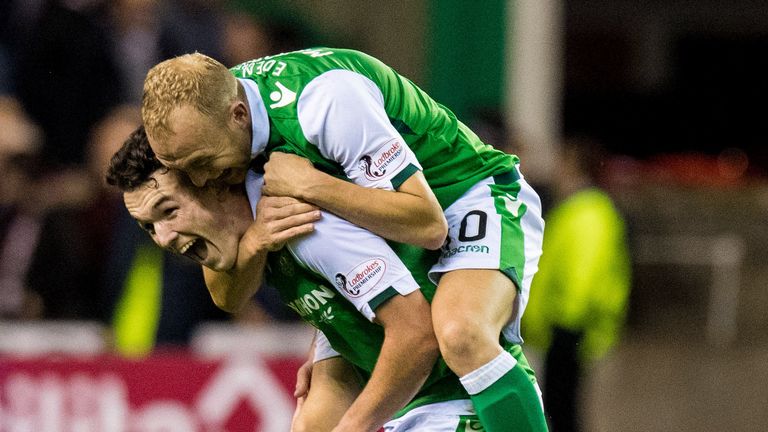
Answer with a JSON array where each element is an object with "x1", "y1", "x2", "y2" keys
[
  {"x1": 358, "y1": 140, "x2": 406, "y2": 181},
  {"x1": 339, "y1": 258, "x2": 387, "y2": 297}
]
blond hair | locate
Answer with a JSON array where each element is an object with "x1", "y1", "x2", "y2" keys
[{"x1": 142, "y1": 53, "x2": 238, "y2": 141}]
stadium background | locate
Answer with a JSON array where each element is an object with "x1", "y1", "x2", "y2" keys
[{"x1": 1, "y1": 0, "x2": 767, "y2": 431}]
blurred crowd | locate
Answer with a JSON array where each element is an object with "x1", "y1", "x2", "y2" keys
[
  {"x1": 0, "y1": 3, "x2": 636, "y2": 429},
  {"x1": 0, "y1": 0, "x2": 320, "y2": 356},
  {"x1": 0, "y1": 0, "x2": 630, "y2": 388}
]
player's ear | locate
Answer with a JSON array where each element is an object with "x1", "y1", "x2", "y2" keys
[{"x1": 230, "y1": 100, "x2": 249, "y2": 129}]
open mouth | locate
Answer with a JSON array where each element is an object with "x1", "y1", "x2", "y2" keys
[{"x1": 178, "y1": 239, "x2": 207, "y2": 263}]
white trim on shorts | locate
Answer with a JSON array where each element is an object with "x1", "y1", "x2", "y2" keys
[
  {"x1": 312, "y1": 330, "x2": 341, "y2": 363},
  {"x1": 383, "y1": 399, "x2": 478, "y2": 431}
]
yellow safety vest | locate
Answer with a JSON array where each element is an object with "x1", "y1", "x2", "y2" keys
[{"x1": 523, "y1": 188, "x2": 631, "y2": 361}]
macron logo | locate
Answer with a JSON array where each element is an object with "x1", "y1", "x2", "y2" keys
[{"x1": 269, "y1": 81, "x2": 296, "y2": 108}]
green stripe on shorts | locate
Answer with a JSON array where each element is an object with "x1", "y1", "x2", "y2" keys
[{"x1": 489, "y1": 179, "x2": 527, "y2": 290}]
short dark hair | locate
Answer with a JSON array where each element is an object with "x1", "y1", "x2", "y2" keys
[{"x1": 105, "y1": 125, "x2": 166, "y2": 191}]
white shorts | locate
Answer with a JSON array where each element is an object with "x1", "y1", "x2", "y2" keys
[
  {"x1": 429, "y1": 171, "x2": 545, "y2": 344},
  {"x1": 383, "y1": 400, "x2": 483, "y2": 431},
  {"x1": 312, "y1": 330, "x2": 339, "y2": 362}
]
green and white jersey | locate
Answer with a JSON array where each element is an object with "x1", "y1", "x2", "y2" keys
[
  {"x1": 244, "y1": 172, "x2": 469, "y2": 416},
  {"x1": 231, "y1": 47, "x2": 519, "y2": 209}
]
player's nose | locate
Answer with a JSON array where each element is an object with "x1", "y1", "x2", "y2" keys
[
  {"x1": 154, "y1": 224, "x2": 178, "y2": 249},
  {"x1": 188, "y1": 170, "x2": 211, "y2": 188}
]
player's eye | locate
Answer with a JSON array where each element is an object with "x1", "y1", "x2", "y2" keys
[
  {"x1": 163, "y1": 207, "x2": 178, "y2": 217},
  {"x1": 141, "y1": 222, "x2": 155, "y2": 235},
  {"x1": 188, "y1": 157, "x2": 209, "y2": 169}
]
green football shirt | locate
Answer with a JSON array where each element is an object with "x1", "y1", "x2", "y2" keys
[
  {"x1": 231, "y1": 47, "x2": 519, "y2": 209},
  {"x1": 243, "y1": 173, "x2": 469, "y2": 417}
]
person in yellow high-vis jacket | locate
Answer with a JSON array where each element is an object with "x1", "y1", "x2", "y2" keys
[{"x1": 523, "y1": 137, "x2": 631, "y2": 432}]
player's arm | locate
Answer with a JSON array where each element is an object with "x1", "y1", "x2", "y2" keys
[
  {"x1": 204, "y1": 196, "x2": 320, "y2": 312},
  {"x1": 265, "y1": 154, "x2": 446, "y2": 250},
  {"x1": 286, "y1": 205, "x2": 438, "y2": 430},
  {"x1": 203, "y1": 239, "x2": 267, "y2": 313},
  {"x1": 333, "y1": 290, "x2": 439, "y2": 432},
  {"x1": 291, "y1": 356, "x2": 362, "y2": 432},
  {"x1": 261, "y1": 71, "x2": 447, "y2": 250}
]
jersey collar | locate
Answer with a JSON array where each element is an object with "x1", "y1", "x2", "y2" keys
[
  {"x1": 238, "y1": 78, "x2": 270, "y2": 158},
  {"x1": 244, "y1": 170, "x2": 264, "y2": 219}
]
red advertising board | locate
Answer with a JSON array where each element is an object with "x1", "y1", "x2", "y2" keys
[{"x1": 0, "y1": 353, "x2": 303, "y2": 432}]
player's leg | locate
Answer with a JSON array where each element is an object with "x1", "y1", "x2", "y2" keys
[
  {"x1": 432, "y1": 269, "x2": 516, "y2": 375},
  {"x1": 430, "y1": 173, "x2": 547, "y2": 431},
  {"x1": 432, "y1": 270, "x2": 546, "y2": 431}
]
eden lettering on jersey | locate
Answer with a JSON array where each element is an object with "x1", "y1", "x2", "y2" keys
[
  {"x1": 237, "y1": 58, "x2": 288, "y2": 77},
  {"x1": 233, "y1": 48, "x2": 335, "y2": 77}
]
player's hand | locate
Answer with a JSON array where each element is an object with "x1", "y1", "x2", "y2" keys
[
  {"x1": 294, "y1": 357, "x2": 314, "y2": 398},
  {"x1": 243, "y1": 196, "x2": 320, "y2": 252},
  {"x1": 263, "y1": 152, "x2": 319, "y2": 199},
  {"x1": 290, "y1": 396, "x2": 306, "y2": 432}
]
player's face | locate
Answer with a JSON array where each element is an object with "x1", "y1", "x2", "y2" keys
[
  {"x1": 151, "y1": 104, "x2": 251, "y2": 188},
  {"x1": 123, "y1": 169, "x2": 252, "y2": 271}
]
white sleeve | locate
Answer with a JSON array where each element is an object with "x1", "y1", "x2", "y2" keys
[
  {"x1": 247, "y1": 166, "x2": 419, "y2": 322},
  {"x1": 285, "y1": 210, "x2": 420, "y2": 322},
  {"x1": 313, "y1": 330, "x2": 341, "y2": 363},
  {"x1": 297, "y1": 69, "x2": 422, "y2": 190}
]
